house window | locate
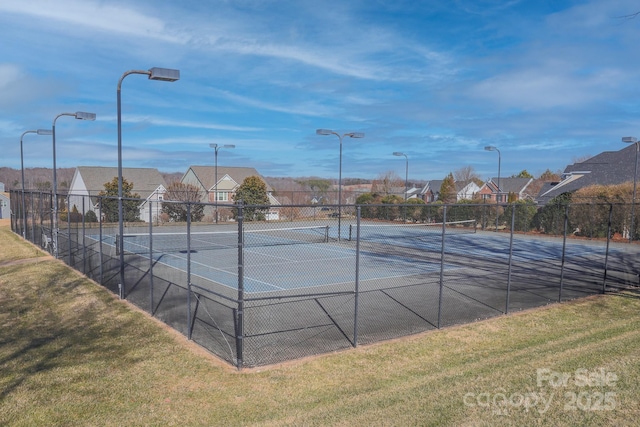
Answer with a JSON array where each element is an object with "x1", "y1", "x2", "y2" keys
[
  {"x1": 216, "y1": 191, "x2": 230, "y2": 202},
  {"x1": 158, "y1": 194, "x2": 164, "y2": 201}
]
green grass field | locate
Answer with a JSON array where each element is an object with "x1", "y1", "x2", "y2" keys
[{"x1": 1, "y1": 222, "x2": 639, "y2": 426}]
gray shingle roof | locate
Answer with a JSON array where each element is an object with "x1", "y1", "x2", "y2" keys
[
  {"x1": 184, "y1": 166, "x2": 274, "y2": 192},
  {"x1": 536, "y1": 144, "x2": 637, "y2": 204},
  {"x1": 75, "y1": 166, "x2": 166, "y2": 197},
  {"x1": 488, "y1": 177, "x2": 533, "y2": 194},
  {"x1": 421, "y1": 180, "x2": 444, "y2": 194}
]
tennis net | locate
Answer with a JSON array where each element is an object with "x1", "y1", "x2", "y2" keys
[
  {"x1": 116, "y1": 225, "x2": 330, "y2": 255},
  {"x1": 348, "y1": 219, "x2": 477, "y2": 241}
]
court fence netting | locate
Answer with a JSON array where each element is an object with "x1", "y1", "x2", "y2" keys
[{"x1": 9, "y1": 190, "x2": 640, "y2": 368}]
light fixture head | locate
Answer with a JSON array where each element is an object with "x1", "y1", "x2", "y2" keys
[
  {"x1": 75, "y1": 111, "x2": 96, "y2": 121},
  {"x1": 316, "y1": 129, "x2": 333, "y2": 136},
  {"x1": 622, "y1": 137, "x2": 638, "y2": 144},
  {"x1": 224, "y1": 144, "x2": 236, "y2": 149},
  {"x1": 148, "y1": 67, "x2": 180, "y2": 82},
  {"x1": 37, "y1": 129, "x2": 53, "y2": 135},
  {"x1": 347, "y1": 132, "x2": 365, "y2": 139},
  {"x1": 484, "y1": 145, "x2": 496, "y2": 151},
  {"x1": 393, "y1": 152, "x2": 405, "y2": 156}
]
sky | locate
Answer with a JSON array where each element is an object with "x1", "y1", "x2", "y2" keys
[{"x1": 2, "y1": 0, "x2": 640, "y2": 183}]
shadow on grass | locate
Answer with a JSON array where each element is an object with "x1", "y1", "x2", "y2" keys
[{"x1": 0, "y1": 260, "x2": 147, "y2": 402}]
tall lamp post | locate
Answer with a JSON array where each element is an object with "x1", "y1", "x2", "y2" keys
[
  {"x1": 622, "y1": 136, "x2": 639, "y2": 242},
  {"x1": 393, "y1": 152, "x2": 409, "y2": 201},
  {"x1": 316, "y1": 129, "x2": 365, "y2": 239},
  {"x1": 20, "y1": 129, "x2": 52, "y2": 238},
  {"x1": 52, "y1": 112, "x2": 96, "y2": 258},
  {"x1": 209, "y1": 143, "x2": 235, "y2": 223},
  {"x1": 484, "y1": 145, "x2": 501, "y2": 231},
  {"x1": 117, "y1": 67, "x2": 179, "y2": 299}
]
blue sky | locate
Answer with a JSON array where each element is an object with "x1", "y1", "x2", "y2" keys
[{"x1": 2, "y1": 0, "x2": 640, "y2": 182}]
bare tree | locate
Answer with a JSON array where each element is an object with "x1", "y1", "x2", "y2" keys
[
  {"x1": 454, "y1": 165, "x2": 483, "y2": 186},
  {"x1": 371, "y1": 171, "x2": 404, "y2": 196}
]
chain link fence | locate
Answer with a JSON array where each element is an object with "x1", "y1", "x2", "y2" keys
[{"x1": 10, "y1": 190, "x2": 640, "y2": 368}]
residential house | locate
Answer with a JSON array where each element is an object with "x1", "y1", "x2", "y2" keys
[
  {"x1": 479, "y1": 177, "x2": 534, "y2": 203},
  {"x1": 180, "y1": 166, "x2": 280, "y2": 220},
  {"x1": 420, "y1": 180, "x2": 444, "y2": 203},
  {"x1": 67, "y1": 166, "x2": 167, "y2": 222},
  {"x1": 455, "y1": 180, "x2": 481, "y2": 201},
  {"x1": 536, "y1": 144, "x2": 636, "y2": 205},
  {"x1": 419, "y1": 180, "x2": 479, "y2": 203}
]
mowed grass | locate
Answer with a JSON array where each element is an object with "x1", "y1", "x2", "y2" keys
[{"x1": 1, "y1": 222, "x2": 639, "y2": 426}]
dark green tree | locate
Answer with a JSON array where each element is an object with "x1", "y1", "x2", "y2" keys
[
  {"x1": 85, "y1": 210, "x2": 98, "y2": 223},
  {"x1": 355, "y1": 192, "x2": 379, "y2": 219},
  {"x1": 233, "y1": 176, "x2": 270, "y2": 221},
  {"x1": 161, "y1": 182, "x2": 204, "y2": 222},
  {"x1": 98, "y1": 177, "x2": 141, "y2": 223},
  {"x1": 439, "y1": 173, "x2": 457, "y2": 204},
  {"x1": 532, "y1": 192, "x2": 573, "y2": 235}
]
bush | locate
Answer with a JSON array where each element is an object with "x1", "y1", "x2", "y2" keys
[{"x1": 85, "y1": 210, "x2": 98, "y2": 223}]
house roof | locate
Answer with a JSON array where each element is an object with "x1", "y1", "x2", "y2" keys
[
  {"x1": 184, "y1": 166, "x2": 274, "y2": 192},
  {"x1": 487, "y1": 177, "x2": 533, "y2": 194},
  {"x1": 537, "y1": 144, "x2": 637, "y2": 204},
  {"x1": 74, "y1": 166, "x2": 166, "y2": 198},
  {"x1": 420, "y1": 180, "x2": 444, "y2": 195}
]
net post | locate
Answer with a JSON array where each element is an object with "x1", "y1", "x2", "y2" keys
[
  {"x1": 324, "y1": 225, "x2": 329, "y2": 242},
  {"x1": 236, "y1": 199, "x2": 245, "y2": 369}
]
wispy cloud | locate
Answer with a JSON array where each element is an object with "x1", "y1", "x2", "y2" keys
[{"x1": 0, "y1": 0, "x2": 186, "y2": 43}]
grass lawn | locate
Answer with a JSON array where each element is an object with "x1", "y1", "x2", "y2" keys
[{"x1": 1, "y1": 221, "x2": 639, "y2": 426}]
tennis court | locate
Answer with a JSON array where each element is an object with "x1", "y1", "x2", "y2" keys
[
  {"x1": 15, "y1": 194, "x2": 640, "y2": 368},
  {"x1": 95, "y1": 223, "x2": 458, "y2": 293}
]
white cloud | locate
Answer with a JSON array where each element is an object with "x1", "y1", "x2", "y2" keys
[{"x1": 0, "y1": 0, "x2": 186, "y2": 43}]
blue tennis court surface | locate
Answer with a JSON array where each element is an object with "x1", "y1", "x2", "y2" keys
[
  {"x1": 105, "y1": 238, "x2": 454, "y2": 293},
  {"x1": 355, "y1": 226, "x2": 618, "y2": 262},
  {"x1": 91, "y1": 227, "x2": 620, "y2": 294}
]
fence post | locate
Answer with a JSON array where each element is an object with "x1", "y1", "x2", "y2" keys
[
  {"x1": 82, "y1": 197, "x2": 86, "y2": 275},
  {"x1": 602, "y1": 203, "x2": 613, "y2": 293},
  {"x1": 558, "y1": 204, "x2": 569, "y2": 302},
  {"x1": 187, "y1": 202, "x2": 193, "y2": 339},
  {"x1": 67, "y1": 196, "x2": 71, "y2": 264},
  {"x1": 98, "y1": 197, "x2": 103, "y2": 286},
  {"x1": 505, "y1": 203, "x2": 516, "y2": 314},
  {"x1": 353, "y1": 206, "x2": 361, "y2": 347},
  {"x1": 236, "y1": 200, "x2": 245, "y2": 369},
  {"x1": 149, "y1": 200, "x2": 154, "y2": 314},
  {"x1": 437, "y1": 205, "x2": 447, "y2": 328}
]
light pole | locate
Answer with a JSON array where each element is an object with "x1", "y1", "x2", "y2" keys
[
  {"x1": 209, "y1": 143, "x2": 235, "y2": 223},
  {"x1": 316, "y1": 129, "x2": 365, "y2": 239},
  {"x1": 393, "y1": 152, "x2": 408, "y2": 201},
  {"x1": 117, "y1": 67, "x2": 179, "y2": 299},
  {"x1": 52, "y1": 112, "x2": 96, "y2": 257},
  {"x1": 484, "y1": 145, "x2": 501, "y2": 231},
  {"x1": 20, "y1": 129, "x2": 52, "y2": 238},
  {"x1": 622, "y1": 136, "x2": 639, "y2": 242}
]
